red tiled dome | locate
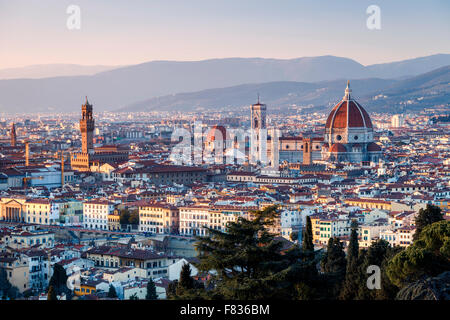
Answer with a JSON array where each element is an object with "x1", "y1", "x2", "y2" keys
[
  {"x1": 325, "y1": 82, "x2": 373, "y2": 130},
  {"x1": 367, "y1": 142, "x2": 381, "y2": 152},
  {"x1": 329, "y1": 143, "x2": 347, "y2": 153},
  {"x1": 325, "y1": 100, "x2": 373, "y2": 129}
]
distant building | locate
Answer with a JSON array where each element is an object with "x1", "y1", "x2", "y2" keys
[
  {"x1": 71, "y1": 98, "x2": 129, "y2": 172},
  {"x1": 10, "y1": 123, "x2": 16, "y2": 147},
  {"x1": 391, "y1": 114, "x2": 405, "y2": 128}
]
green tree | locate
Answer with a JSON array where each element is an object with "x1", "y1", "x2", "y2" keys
[
  {"x1": 356, "y1": 239, "x2": 401, "y2": 300},
  {"x1": 145, "y1": 278, "x2": 158, "y2": 300},
  {"x1": 49, "y1": 263, "x2": 69, "y2": 297},
  {"x1": 413, "y1": 205, "x2": 443, "y2": 241},
  {"x1": 179, "y1": 263, "x2": 194, "y2": 290},
  {"x1": 302, "y1": 216, "x2": 314, "y2": 254},
  {"x1": 129, "y1": 210, "x2": 140, "y2": 225},
  {"x1": 290, "y1": 231, "x2": 299, "y2": 242},
  {"x1": 339, "y1": 220, "x2": 362, "y2": 300},
  {"x1": 387, "y1": 220, "x2": 450, "y2": 288},
  {"x1": 320, "y1": 237, "x2": 346, "y2": 298},
  {"x1": 321, "y1": 237, "x2": 346, "y2": 275},
  {"x1": 47, "y1": 285, "x2": 58, "y2": 300},
  {"x1": 166, "y1": 280, "x2": 178, "y2": 299},
  {"x1": 347, "y1": 220, "x2": 360, "y2": 261},
  {"x1": 119, "y1": 209, "x2": 131, "y2": 225},
  {"x1": 0, "y1": 268, "x2": 12, "y2": 300},
  {"x1": 107, "y1": 284, "x2": 117, "y2": 298},
  {"x1": 194, "y1": 205, "x2": 311, "y2": 300}
]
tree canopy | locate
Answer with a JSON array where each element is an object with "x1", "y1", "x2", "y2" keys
[
  {"x1": 413, "y1": 205, "x2": 444, "y2": 241},
  {"x1": 387, "y1": 220, "x2": 450, "y2": 288}
]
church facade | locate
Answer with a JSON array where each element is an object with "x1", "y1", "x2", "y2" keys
[{"x1": 258, "y1": 82, "x2": 382, "y2": 165}]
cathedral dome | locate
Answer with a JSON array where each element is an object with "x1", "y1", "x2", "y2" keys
[{"x1": 325, "y1": 81, "x2": 373, "y2": 130}]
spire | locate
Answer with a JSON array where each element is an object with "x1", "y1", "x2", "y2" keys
[
  {"x1": 343, "y1": 80, "x2": 352, "y2": 100},
  {"x1": 85, "y1": 96, "x2": 89, "y2": 105},
  {"x1": 257, "y1": 92, "x2": 260, "y2": 104}
]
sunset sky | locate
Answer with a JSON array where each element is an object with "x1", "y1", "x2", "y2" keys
[{"x1": 1, "y1": 0, "x2": 449, "y2": 68}]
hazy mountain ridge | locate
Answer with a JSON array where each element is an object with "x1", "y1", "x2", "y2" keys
[
  {"x1": 0, "y1": 64, "x2": 120, "y2": 80},
  {"x1": 120, "y1": 66, "x2": 450, "y2": 114},
  {"x1": 0, "y1": 54, "x2": 449, "y2": 113}
]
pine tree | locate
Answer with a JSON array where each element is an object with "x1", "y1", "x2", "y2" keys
[
  {"x1": 47, "y1": 285, "x2": 58, "y2": 300},
  {"x1": 178, "y1": 263, "x2": 194, "y2": 290},
  {"x1": 194, "y1": 205, "x2": 306, "y2": 299},
  {"x1": 387, "y1": 220, "x2": 450, "y2": 288},
  {"x1": 145, "y1": 278, "x2": 158, "y2": 300},
  {"x1": 413, "y1": 204, "x2": 443, "y2": 241},
  {"x1": 107, "y1": 284, "x2": 117, "y2": 298}
]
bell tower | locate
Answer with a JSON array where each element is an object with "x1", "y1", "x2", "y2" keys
[
  {"x1": 303, "y1": 137, "x2": 312, "y2": 165},
  {"x1": 250, "y1": 94, "x2": 267, "y2": 164},
  {"x1": 80, "y1": 97, "x2": 95, "y2": 154},
  {"x1": 10, "y1": 123, "x2": 16, "y2": 147}
]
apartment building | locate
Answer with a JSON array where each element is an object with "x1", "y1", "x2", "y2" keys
[
  {"x1": 0, "y1": 254, "x2": 29, "y2": 293},
  {"x1": 24, "y1": 199, "x2": 59, "y2": 225},
  {"x1": 83, "y1": 200, "x2": 115, "y2": 230},
  {"x1": 138, "y1": 201, "x2": 179, "y2": 234},
  {"x1": 179, "y1": 205, "x2": 210, "y2": 236}
]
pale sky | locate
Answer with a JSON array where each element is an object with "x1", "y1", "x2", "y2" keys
[{"x1": 0, "y1": 0, "x2": 449, "y2": 68}]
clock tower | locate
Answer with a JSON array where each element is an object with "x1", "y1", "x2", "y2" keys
[
  {"x1": 250, "y1": 95, "x2": 267, "y2": 164},
  {"x1": 80, "y1": 97, "x2": 95, "y2": 154}
]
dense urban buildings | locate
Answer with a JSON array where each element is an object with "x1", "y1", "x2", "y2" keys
[{"x1": 0, "y1": 81, "x2": 448, "y2": 302}]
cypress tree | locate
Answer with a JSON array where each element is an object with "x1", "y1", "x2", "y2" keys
[
  {"x1": 0, "y1": 268, "x2": 12, "y2": 299},
  {"x1": 339, "y1": 220, "x2": 362, "y2": 300},
  {"x1": 107, "y1": 284, "x2": 117, "y2": 298},
  {"x1": 178, "y1": 263, "x2": 194, "y2": 290},
  {"x1": 302, "y1": 216, "x2": 314, "y2": 254},
  {"x1": 347, "y1": 220, "x2": 359, "y2": 261},
  {"x1": 320, "y1": 237, "x2": 346, "y2": 299},
  {"x1": 145, "y1": 278, "x2": 158, "y2": 300},
  {"x1": 321, "y1": 237, "x2": 346, "y2": 275},
  {"x1": 49, "y1": 263, "x2": 69, "y2": 296}
]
